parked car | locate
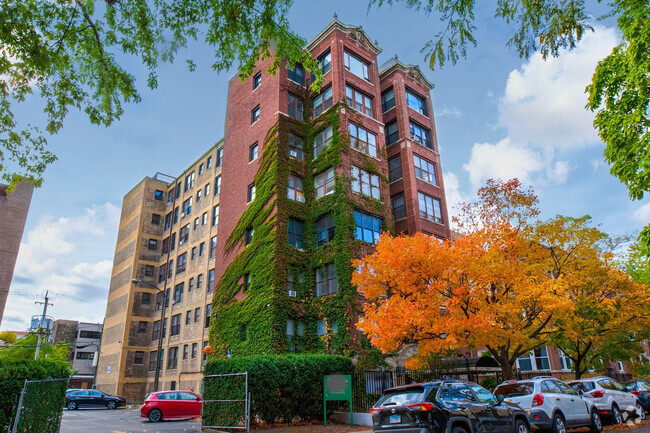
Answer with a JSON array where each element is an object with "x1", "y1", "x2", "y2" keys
[
  {"x1": 567, "y1": 377, "x2": 644, "y2": 424},
  {"x1": 622, "y1": 380, "x2": 650, "y2": 413},
  {"x1": 370, "y1": 379, "x2": 530, "y2": 433},
  {"x1": 65, "y1": 388, "x2": 81, "y2": 395},
  {"x1": 494, "y1": 377, "x2": 601, "y2": 433},
  {"x1": 65, "y1": 389, "x2": 126, "y2": 410},
  {"x1": 140, "y1": 390, "x2": 202, "y2": 422}
]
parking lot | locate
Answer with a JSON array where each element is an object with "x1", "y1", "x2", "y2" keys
[{"x1": 60, "y1": 406, "x2": 201, "y2": 433}]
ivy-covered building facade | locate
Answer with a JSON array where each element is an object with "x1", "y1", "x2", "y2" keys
[{"x1": 96, "y1": 18, "x2": 450, "y2": 401}]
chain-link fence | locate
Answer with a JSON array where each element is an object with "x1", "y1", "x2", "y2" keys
[
  {"x1": 202, "y1": 372, "x2": 249, "y2": 433},
  {"x1": 11, "y1": 377, "x2": 68, "y2": 433}
]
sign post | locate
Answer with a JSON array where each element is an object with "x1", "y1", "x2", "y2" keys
[{"x1": 323, "y1": 374, "x2": 353, "y2": 427}]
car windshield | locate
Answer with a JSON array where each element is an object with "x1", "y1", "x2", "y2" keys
[
  {"x1": 375, "y1": 386, "x2": 427, "y2": 406},
  {"x1": 471, "y1": 384, "x2": 497, "y2": 403},
  {"x1": 494, "y1": 382, "x2": 534, "y2": 397},
  {"x1": 568, "y1": 381, "x2": 595, "y2": 392}
]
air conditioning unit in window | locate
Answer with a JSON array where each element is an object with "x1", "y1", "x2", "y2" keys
[
  {"x1": 288, "y1": 290, "x2": 297, "y2": 298},
  {"x1": 296, "y1": 196, "x2": 305, "y2": 203}
]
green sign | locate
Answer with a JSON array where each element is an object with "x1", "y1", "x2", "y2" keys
[{"x1": 323, "y1": 374, "x2": 352, "y2": 426}]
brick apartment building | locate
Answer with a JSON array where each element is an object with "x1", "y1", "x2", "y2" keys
[
  {"x1": 50, "y1": 320, "x2": 103, "y2": 388},
  {"x1": 95, "y1": 17, "x2": 450, "y2": 401}
]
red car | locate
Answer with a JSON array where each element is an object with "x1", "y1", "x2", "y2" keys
[{"x1": 140, "y1": 390, "x2": 202, "y2": 422}]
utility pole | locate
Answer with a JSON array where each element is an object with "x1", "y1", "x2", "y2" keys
[{"x1": 34, "y1": 291, "x2": 53, "y2": 360}]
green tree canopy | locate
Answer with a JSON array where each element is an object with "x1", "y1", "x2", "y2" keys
[{"x1": 0, "y1": 333, "x2": 70, "y2": 361}]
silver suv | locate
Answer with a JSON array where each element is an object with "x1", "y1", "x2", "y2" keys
[
  {"x1": 494, "y1": 377, "x2": 601, "y2": 433},
  {"x1": 567, "y1": 377, "x2": 645, "y2": 424}
]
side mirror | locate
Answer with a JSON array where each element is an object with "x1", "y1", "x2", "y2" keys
[
  {"x1": 496, "y1": 395, "x2": 505, "y2": 404},
  {"x1": 196, "y1": 397, "x2": 201, "y2": 401},
  {"x1": 578, "y1": 389, "x2": 584, "y2": 396}
]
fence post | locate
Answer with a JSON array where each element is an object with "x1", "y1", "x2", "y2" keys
[{"x1": 11, "y1": 380, "x2": 28, "y2": 433}]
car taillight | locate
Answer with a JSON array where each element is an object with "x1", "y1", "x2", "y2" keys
[
  {"x1": 370, "y1": 408, "x2": 382, "y2": 416},
  {"x1": 631, "y1": 390, "x2": 641, "y2": 395},
  {"x1": 532, "y1": 394, "x2": 544, "y2": 407},
  {"x1": 407, "y1": 402, "x2": 435, "y2": 411},
  {"x1": 591, "y1": 390, "x2": 605, "y2": 398}
]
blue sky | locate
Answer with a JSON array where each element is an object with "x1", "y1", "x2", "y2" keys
[{"x1": 3, "y1": 1, "x2": 649, "y2": 331}]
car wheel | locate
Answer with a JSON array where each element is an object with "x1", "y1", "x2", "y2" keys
[
  {"x1": 66, "y1": 401, "x2": 77, "y2": 410},
  {"x1": 516, "y1": 419, "x2": 530, "y2": 433},
  {"x1": 106, "y1": 400, "x2": 117, "y2": 410},
  {"x1": 589, "y1": 410, "x2": 602, "y2": 433},
  {"x1": 551, "y1": 414, "x2": 566, "y2": 433},
  {"x1": 612, "y1": 405, "x2": 623, "y2": 424},
  {"x1": 636, "y1": 402, "x2": 646, "y2": 420},
  {"x1": 148, "y1": 408, "x2": 163, "y2": 423}
]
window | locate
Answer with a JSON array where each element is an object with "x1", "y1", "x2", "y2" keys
[
  {"x1": 78, "y1": 330, "x2": 102, "y2": 339},
  {"x1": 318, "y1": 49, "x2": 331, "y2": 74},
  {"x1": 559, "y1": 350, "x2": 573, "y2": 370},
  {"x1": 214, "y1": 175, "x2": 221, "y2": 195},
  {"x1": 316, "y1": 215, "x2": 335, "y2": 246},
  {"x1": 406, "y1": 87, "x2": 429, "y2": 116},
  {"x1": 287, "y1": 268, "x2": 304, "y2": 293},
  {"x1": 313, "y1": 86, "x2": 333, "y2": 117},
  {"x1": 288, "y1": 133, "x2": 304, "y2": 160},
  {"x1": 243, "y1": 273, "x2": 251, "y2": 291},
  {"x1": 208, "y1": 269, "x2": 214, "y2": 292},
  {"x1": 410, "y1": 120, "x2": 432, "y2": 149},
  {"x1": 138, "y1": 321, "x2": 147, "y2": 333},
  {"x1": 245, "y1": 228, "x2": 253, "y2": 245},
  {"x1": 141, "y1": 292, "x2": 151, "y2": 305},
  {"x1": 196, "y1": 189, "x2": 202, "y2": 202},
  {"x1": 179, "y1": 224, "x2": 189, "y2": 246},
  {"x1": 205, "y1": 304, "x2": 212, "y2": 328},
  {"x1": 216, "y1": 148, "x2": 223, "y2": 167},
  {"x1": 167, "y1": 190, "x2": 174, "y2": 205},
  {"x1": 158, "y1": 264, "x2": 167, "y2": 283},
  {"x1": 192, "y1": 343, "x2": 198, "y2": 358},
  {"x1": 148, "y1": 239, "x2": 158, "y2": 250},
  {"x1": 247, "y1": 184, "x2": 255, "y2": 203},
  {"x1": 418, "y1": 192, "x2": 443, "y2": 223},
  {"x1": 253, "y1": 71, "x2": 261, "y2": 89},
  {"x1": 249, "y1": 142, "x2": 258, "y2": 161},
  {"x1": 389, "y1": 156, "x2": 402, "y2": 182},
  {"x1": 315, "y1": 263, "x2": 338, "y2": 297},
  {"x1": 167, "y1": 346, "x2": 178, "y2": 369},
  {"x1": 176, "y1": 182, "x2": 181, "y2": 199},
  {"x1": 381, "y1": 87, "x2": 395, "y2": 112},
  {"x1": 197, "y1": 273, "x2": 204, "y2": 289},
  {"x1": 534, "y1": 347, "x2": 550, "y2": 370},
  {"x1": 346, "y1": 86, "x2": 373, "y2": 117},
  {"x1": 164, "y1": 213, "x2": 171, "y2": 230},
  {"x1": 176, "y1": 253, "x2": 187, "y2": 274},
  {"x1": 414, "y1": 154, "x2": 437, "y2": 185},
  {"x1": 199, "y1": 242, "x2": 205, "y2": 256},
  {"x1": 351, "y1": 165, "x2": 380, "y2": 200},
  {"x1": 287, "y1": 63, "x2": 305, "y2": 85},
  {"x1": 288, "y1": 219, "x2": 303, "y2": 248},
  {"x1": 134, "y1": 351, "x2": 144, "y2": 364},
  {"x1": 385, "y1": 120, "x2": 399, "y2": 145},
  {"x1": 207, "y1": 155, "x2": 212, "y2": 168},
  {"x1": 189, "y1": 277, "x2": 195, "y2": 291},
  {"x1": 193, "y1": 218, "x2": 199, "y2": 230},
  {"x1": 202, "y1": 212, "x2": 208, "y2": 225},
  {"x1": 173, "y1": 283, "x2": 183, "y2": 304},
  {"x1": 170, "y1": 233, "x2": 176, "y2": 251},
  {"x1": 354, "y1": 210, "x2": 382, "y2": 244},
  {"x1": 152, "y1": 319, "x2": 164, "y2": 340},
  {"x1": 144, "y1": 265, "x2": 155, "y2": 277},
  {"x1": 317, "y1": 319, "x2": 327, "y2": 335},
  {"x1": 151, "y1": 213, "x2": 161, "y2": 225},
  {"x1": 287, "y1": 319, "x2": 295, "y2": 352},
  {"x1": 251, "y1": 105, "x2": 260, "y2": 123},
  {"x1": 198, "y1": 163, "x2": 204, "y2": 177},
  {"x1": 209, "y1": 236, "x2": 217, "y2": 258},
  {"x1": 194, "y1": 307, "x2": 201, "y2": 323},
  {"x1": 314, "y1": 168, "x2": 335, "y2": 199},
  {"x1": 149, "y1": 351, "x2": 158, "y2": 371},
  {"x1": 287, "y1": 174, "x2": 304, "y2": 202},
  {"x1": 167, "y1": 260, "x2": 173, "y2": 278},
  {"x1": 344, "y1": 51, "x2": 369, "y2": 80},
  {"x1": 183, "y1": 344, "x2": 189, "y2": 360},
  {"x1": 349, "y1": 124, "x2": 377, "y2": 157},
  {"x1": 313, "y1": 126, "x2": 333, "y2": 158},
  {"x1": 155, "y1": 190, "x2": 164, "y2": 201},
  {"x1": 288, "y1": 93, "x2": 303, "y2": 120},
  {"x1": 184, "y1": 172, "x2": 195, "y2": 191},
  {"x1": 205, "y1": 183, "x2": 210, "y2": 196},
  {"x1": 202, "y1": 341, "x2": 209, "y2": 361},
  {"x1": 170, "y1": 314, "x2": 181, "y2": 336},
  {"x1": 212, "y1": 205, "x2": 219, "y2": 226},
  {"x1": 181, "y1": 197, "x2": 192, "y2": 217},
  {"x1": 392, "y1": 193, "x2": 406, "y2": 221}
]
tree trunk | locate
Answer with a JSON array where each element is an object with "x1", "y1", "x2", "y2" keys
[{"x1": 501, "y1": 360, "x2": 515, "y2": 380}]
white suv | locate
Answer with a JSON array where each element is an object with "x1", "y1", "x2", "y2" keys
[
  {"x1": 494, "y1": 377, "x2": 601, "y2": 433},
  {"x1": 567, "y1": 377, "x2": 645, "y2": 424}
]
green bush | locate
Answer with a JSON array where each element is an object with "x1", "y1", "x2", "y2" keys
[
  {"x1": 0, "y1": 358, "x2": 71, "y2": 432},
  {"x1": 203, "y1": 354, "x2": 354, "y2": 425}
]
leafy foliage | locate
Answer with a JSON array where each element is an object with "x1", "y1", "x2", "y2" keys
[
  {"x1": 0, "y1": 333, "x2": 71, "y2": 361},
  {"x1": 0, "y1": 331, "x2": 16, "y2": 344}
]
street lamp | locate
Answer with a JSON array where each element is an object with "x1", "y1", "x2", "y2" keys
[{"x1": 132, "y1": 278, "x2": 165, "y2": 392}]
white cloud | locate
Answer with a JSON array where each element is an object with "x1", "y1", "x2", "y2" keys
[
  {"x1": 590, "y1": 158, "x2": 602, "y2": 171},
  {"x1": 498, "y1": 26, "x2": 619, "y2": 150},
  {"x1": 632, "y1": 203, "x2": 650, "y2": 225},
  {"x1": 545, "y1": 160, "x2": 572, "y2": 185},
  {"x1": 436, "y1": 105, "x2": 462, "y2": 118}
]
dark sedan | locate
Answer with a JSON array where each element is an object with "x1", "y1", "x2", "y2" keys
[
  {"x1": 623, "y1": 380, "x2": 650, "y2": 413},
  {"x1": 65, "y1": 389, "x2": 126, "y2": 410},
  {"x1": 371, "y1": 379, "x2": 530, "y2": 433}
]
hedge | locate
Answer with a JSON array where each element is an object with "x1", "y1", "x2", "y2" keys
[
  {"x1": 0, "y1": 358, "x2": 72, "y2": 432},
  {"x1": 203, "y1": 354, "x2": 354, "y2": 425}
]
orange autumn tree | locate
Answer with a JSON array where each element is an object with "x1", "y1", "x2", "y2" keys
[{"x1": 354, "y1": 179, "x2": 570, "y2": 379}]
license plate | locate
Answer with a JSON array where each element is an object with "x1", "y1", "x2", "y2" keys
[{"x1": 389, "y1": 414, "x2": 401, "y2": 424}]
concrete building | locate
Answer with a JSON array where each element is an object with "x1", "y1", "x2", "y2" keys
[
  {"x1": 96, "y1": 18, "x2": 450, "y2": 402},
  {"x1": 50, "y1": 320, "x2": 103, "y2": 388},
  {"x1": 0, "y1": 182, "x2": 34, "y2": 328}
]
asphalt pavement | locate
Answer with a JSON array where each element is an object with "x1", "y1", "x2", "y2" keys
[{"x1": 60, "y1": 406, "x2": 201, "y2": 433}]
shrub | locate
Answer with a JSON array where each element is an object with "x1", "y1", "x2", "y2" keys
[
  {"x1": 203, "y1": 354, "x2": 354, "y2": 425},
  {"x1": 0, "y1": 358, "x2": 71, "y2": 432}
]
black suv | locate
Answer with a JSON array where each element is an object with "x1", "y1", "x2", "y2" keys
[{"x1": 371, "y1": 379, "x2": 531, "y2": 433}]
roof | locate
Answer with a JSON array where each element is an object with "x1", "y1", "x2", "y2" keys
[
  {"x1": 306, "y1": 15, "x2": 382, "y2": 55},
  {"x1": 379, "y1": 56, "x2": 434, "y2": 90}
]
